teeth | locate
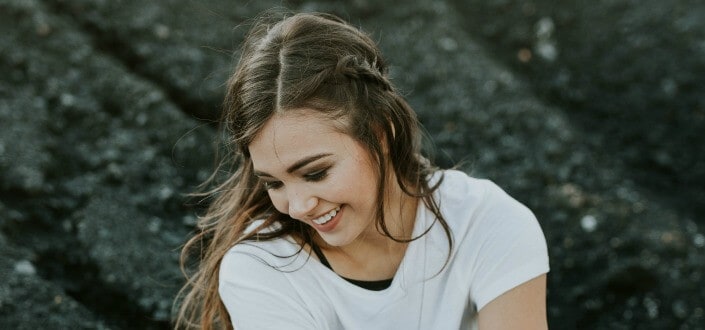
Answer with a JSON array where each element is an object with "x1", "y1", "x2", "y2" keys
[{"x1": 313, "y1": 207, "x2": 340, "y2": 225}]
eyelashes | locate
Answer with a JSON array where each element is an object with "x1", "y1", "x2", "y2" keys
[
  {"x1": 262, "y1": 167, "x2": 331, "y2": 190},
  {"x1": 303, "y1": 168, "x2": 329, "y2": 182},
  {"x1": 262, "y1": 181, "x2": 283, "y2": 190}
]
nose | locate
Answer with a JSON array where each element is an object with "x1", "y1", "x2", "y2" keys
[{"x1": 287, "y1": 187, "x2": 318, "y2": 220}]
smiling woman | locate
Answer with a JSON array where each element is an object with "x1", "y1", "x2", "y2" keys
[
  {"x1": 249, "y1": 110, "x2": 405, "y2": 250},
  {"x1": 175, "y1": 11, "x2": 549, "y2": 330}
]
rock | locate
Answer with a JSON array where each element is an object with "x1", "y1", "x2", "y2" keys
[
  {"x1": 0, "y1": 87, "x2": 51, "y2": 195},
  {"x1": 13, "y1": 260, "x2": 37, "y2": 276},
  {"x1": 0, "y1": 241, "x2": 108, "y2": 330},
  {"x1": 1, "y1": 0, "x2": 211, "y2": 327},
  {"x1": 1, "y1": 0, "x2": 703, "y2": 328},
  {"x1": 74, "y1": 192, "x2": 183, "y2": 323}
]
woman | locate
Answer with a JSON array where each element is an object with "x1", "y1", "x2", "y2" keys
[{"x1": 175, "y1": 11, "x2": 549, "y2": 330}]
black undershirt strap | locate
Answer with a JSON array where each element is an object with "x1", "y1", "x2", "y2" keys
[
  {"x1": 342, "y1": 276, "x2": 394, "y2": 291},
  {"x1": 309, "y1": 240, "x2": 393, "y2": 291}
]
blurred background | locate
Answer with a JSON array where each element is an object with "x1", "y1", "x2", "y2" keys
[{"x1": 1, "y1": 0, "x2": 703, "y2": 329}]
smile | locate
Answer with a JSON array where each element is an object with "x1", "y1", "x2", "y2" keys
[{"x1": 312, "y1": 207, "x2": 341, "y2": 225}]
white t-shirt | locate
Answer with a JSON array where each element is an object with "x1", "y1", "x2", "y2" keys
[{"x1": 219, "y1": 170, "x2": 549, "y2": 329}]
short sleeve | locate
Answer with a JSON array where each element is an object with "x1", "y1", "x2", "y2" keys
[
  {"x1": 219, "y1": 247, "x2": 319, "y2": 329},
  {"x1": 464, "y1": 181, "x2": 550, "y2": 311}
]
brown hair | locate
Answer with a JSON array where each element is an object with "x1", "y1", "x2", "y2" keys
[{"x1": 174, "y1": 11, "x2": 450, "y2": 329}]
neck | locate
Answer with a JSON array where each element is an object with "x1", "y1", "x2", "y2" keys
[{"x1": 317, "y1": 177, "x2": 419, "y2": 280}]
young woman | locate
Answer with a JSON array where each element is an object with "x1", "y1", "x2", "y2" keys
[{"x1": 176, "y1": 11, "x2": 549, "y2": 330}]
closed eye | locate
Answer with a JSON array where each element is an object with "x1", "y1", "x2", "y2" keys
[
  {"x1": 262, "y1": 180, "x2": 283, "y2": 190},
  {"x1": 304, "y1": 168, "x2": 329, "y2": 182}
]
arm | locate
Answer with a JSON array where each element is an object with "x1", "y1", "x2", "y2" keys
[{"x1": 478, "y1": 274, "x2": 548, "y2": 330}]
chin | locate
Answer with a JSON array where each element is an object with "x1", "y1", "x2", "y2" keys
[{"x1": 319, "y1": 234, "x2": 354, "y2": 248}]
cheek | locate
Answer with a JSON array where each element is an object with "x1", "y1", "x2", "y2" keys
[{"x1": 335, "y1": 163, "x2": 379, "y2": 205}]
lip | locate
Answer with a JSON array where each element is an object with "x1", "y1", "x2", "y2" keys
[{"x1": 312, "y1": 206, "x2": 343, "y2": 233}]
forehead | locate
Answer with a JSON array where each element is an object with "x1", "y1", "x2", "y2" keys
[{"x1": 248, "y1": 110, "x2": 348, "y2": 170}]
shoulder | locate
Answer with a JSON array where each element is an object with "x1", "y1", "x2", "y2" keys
[
  {"x1": 432, "y1": 171, "x2": 549, "y2": 311},
  {"x1": 433, "y1": 169, "x2": 543, "y2": 245},
  {"x1": 219, "y1": 241, "x2": 295, "y2": 300},
  {"x1": 218, "y1": 237, "x2": 322, "y2": 329},
  {"x1": 432, "y1": 169, "x2": 505, "y2": 204},
  {"x1": 431, "y1": 169, "x2": 485, "y2": 199},
  {"x1": 220, "y1": 234, "x2": 305, "y2": 280},
  {"x1": 432, "y1": 169, "x2": 533, "y2": 227},
  {"x1": 219, "y1": 219, "x2": 307, "y2": 291}
]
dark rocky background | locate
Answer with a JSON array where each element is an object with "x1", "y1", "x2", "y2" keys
[{"x1": 1, "y1": 0, "x2": 703, "y2": 329}]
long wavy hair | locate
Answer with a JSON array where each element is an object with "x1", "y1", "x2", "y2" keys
[{"x1": 174, "y1": 11, "x2": 451, "y2": 330}]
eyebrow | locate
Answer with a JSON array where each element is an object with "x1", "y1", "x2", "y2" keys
[{"x1": 254, "y1": 153, "x2": 332, "y2": 178}]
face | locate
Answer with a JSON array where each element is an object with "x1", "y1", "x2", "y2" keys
[{"x1": 248, "y1": 109, "x2": 381, "y2": 247}]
